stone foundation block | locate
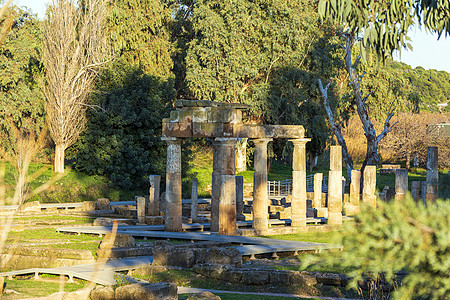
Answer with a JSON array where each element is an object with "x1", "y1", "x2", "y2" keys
[
  {"x1": 291, "y1": 271, "x2": 318, "y2": 286},
  {"x1": 193, "y1": 263, "x2": 232, "y2": 280},
  {"x1": 268, "y1": 270, "x2": 297, "y2": 286},
  {"x1": 96, "y1": 198, "x2": 111, "y2": 210},
  {"x1": 17, "y1": 201, "x2": 41, "y2": 212},
  {"x1": 115, "y1": 282, "x2": 177, "y2": 300},
  {"x1": 316, "y1": 272, "x2": 342, "y2": 286},
  {"x1": 90, "y1": 286, "x2": 115, "y2": 300},
  {"x1": 315, "y1": 207, "x2": 328, "y2": 218},
  {"x1": 242, "y1": 269, "x2": 269, "y2": 285},
  {"x1": 81, "y1": 201, "x2": 96, "y2": 211},
  {"x1": 144, "y1": 216, "x2": 165, "y2": 225},
  {"x1": 187, "y1": 291, "x2": 221, "y2": 300},
  {"x1": 99, "y1": 233, "x2": 135, "y2": 249},
  {"x1": 205, "y1": 247, "x2": 242, "y2": 267},
  {"x1": 152, "y1": 241, "x2": 206, "y2": 268}
]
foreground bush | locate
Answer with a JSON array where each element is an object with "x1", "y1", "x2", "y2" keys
[{"x1": 304, "y1": 196, "x2": 449, "y2": 299}]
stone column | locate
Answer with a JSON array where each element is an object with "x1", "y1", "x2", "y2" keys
[
  {"x1": 162, "y1": 137, "x2": 182, "y2": 232},
  {"x1": 235, "y1": 176, "x2": 245, "y2": 221},
  {"x1": 328, "y1": 146, "x2": 342, "y2": 225},
  {"x1": 346, "y1": 169, "x2": 361, "y2": 216},
  {"x1": 411, "y1": 181, "x2": 421, "y2": 201},
  {"x1": 362, "y1": 166, "x2": 377, "y2": 208},
  {"x1": 313, "y1": 173, "x2": 323, "y2": 209},
  {"x1": 191, "y1": 178, "x2": 198, "y2": 222},
  {"x1": 426, "y1": 146, "x2": 439, "y2": 203},
  {"x1": 148, "y1": 175, "x2": 161, "y2": 216},
  {"x1": 421, "y1": 181, "x2": 427, "y2": 205},
  {"x1": 211, "y1": 138, "x2": 237, "y2": 235},
  {"x1": 136, "y1": 196, "x2": 146, "y2": 224},
  {"x1": 252, "y1": 138, "x2": 272, "y2": 230},
  {"x1": 290, "y1": 138, "x2": 310, "y2": 228},
  {"x1": 395, "y1": 169, "x2": 408, "y2": 201}
]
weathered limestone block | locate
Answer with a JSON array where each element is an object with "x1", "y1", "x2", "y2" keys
[
  {"x1": 252, "y1": 138, "x2": 271, "y2": 230},
  {"x1": 99, "y1": 233, "x2": 135, "y2": 249},
  {"x1": 148, "y1": 175, "x2": 161, "y2": 216},
  {"x1": 144, "y1": 216, "x2": 165, "y2": 225},
  {"x1": 81, "y1": 201, "x2": 96, "y2": 211},
  {"x1": 426, "y1": 146, "x2": 439, "y2": 202},
  {"x1": 313, "y1": 173, "x2": 323, "y2": 209},
  {"x1": 268, "y1": 269, "x2": 297, "y2": 286},
  {"x1": 411, "y1": 181, "x2": 421, "y2": 201},
  {"x1": 152, "y1": 241, "x2": 206, "y2": 268},
  {"x1": 395, "y1": 169, "x2": 408, "y2": 201},
  {"x1": 93, "y1": 217, "x2": 113, "y2": 226},
  {"x1": 115, "y1": 282, "x2": 177, "y2": 300},
  {"x1": 290, "y1": 138, "x2": 310, "y2": 228},
  {"x1": 96, "y1": 198, "x2": 110, "y2": 210},
  {"x1": 17, "y1": 201, "x2": 41, "y2": 213},
  {"x1": 328, "y1": 146, "x2": 342, "y2": 225},
  {"x1": 163, "y1": 137, "x2": 182, "y2": 232},
  {"x1": 90, "y1": 286, "x2": 115, "y2": 300},
  {"x1": 191, "y1": 178, "x2": 199, "y2": 221},
  {"x1": 242, "y1": 269, "x2": 269, "y2": 285},
  {"x1": 290, "y1": 271, "x2": 318, "y2": 286},
  {"x1": 136, "y1": 196, "x2": 146, "y2": 224},
  {"x1": 193, "y1": 263, "x2": 233, "y2": 280},
  {"x1": 316, "y1": 272, "x2": 342, "y2": 286},
  {"x1": 235, "y1": 176, "x2": 245, "y2": 221},
  {"x1": 362, "y1": 166, "x2": 377, "y2": 208},
  {"x1": 345, "y1": 169, "x2": 361, "y2": 216},
  {"x1": 205, "y1": 247, "x2": 242, "y2": 268}
]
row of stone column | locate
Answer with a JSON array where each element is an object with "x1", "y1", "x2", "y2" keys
[
  {"x1": 395, "y1": 146, "x2": 439, "y2": 203},
  {"x1": 162, "y1": 136, "x2": 311, "y2": 233}
]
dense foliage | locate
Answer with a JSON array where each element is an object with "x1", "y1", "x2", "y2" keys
[
  {"x1": 303, "y1": 196, "x2": 450, "y2": 299},
  {"x1": 68, "y1": 0, "x2": 176, "y2": 189},
  {"x1": 0, "y1": 8, "x2": 45, "y2": 160},
  {"x1": 185, "y1": 0, "x2": 345, "y2": 159}
]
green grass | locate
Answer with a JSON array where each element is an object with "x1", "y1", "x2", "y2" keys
[
  {"x1": 3, "y1": 278, "x2": 86, "y2": 299},
  {"x1": 6, "y1": 228, "x2": 102, "y2": 243},
  {"x1": 1, "y1": 161, "x2": 145, "y2": 204},
  {"x1": 261, "y1": 231, "x2": 337, "y2": 244}
]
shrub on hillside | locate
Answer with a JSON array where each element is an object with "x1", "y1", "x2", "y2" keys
[{"x1": 303, "y1": 196, "x2": 450, "y2": 299}]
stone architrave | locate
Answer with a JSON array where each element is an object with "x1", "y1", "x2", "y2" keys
[
  {"x1": 395, "y1": 169, "x2": 408, "y2": 201},
  {"x1": 426, "y1": 146, "x2": 439, "y2": 203},
  {"x1": 362, "y1": 166, "x2": 377, "y2": 208},
  {"x1": 148, "y1": 175, "x2": 161, "y2": 216},
  {"x1": 252, "y1": 138, "x2": 272, "y2": 230},
  {"x1": 289, "y1": 138, "x2": 310, "y2": 228},
  {"x1": 346, "y1": 169, "x2": 361, "y2": 216},
  {"x1": 211, "y1": 138, "x2": 237, "y2": 235},
  {"x1": 235, "y1": 176, "x2": 245, "y2": 221},
  {"x1": 328, "y1": 146, "x2": 342, "y2": 225},
  {"x1": 191, "y1": 178, "x2": 199, "y2": 221},
  {"x1": 136, "y1": 197, "x2": 146, "y2": 224},
  {"x1": 162, "y1": 137, "x2": 182, "y2": 232},
  {"x1": 313, "y1": 173, "x2": 323, "y2": 209},
  {"x1": 411, "y1": 181, "x2": 421, "y2": 201}
]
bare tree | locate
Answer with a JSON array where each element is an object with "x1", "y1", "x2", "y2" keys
[{"x1": 43, "y1": 0, "x2": 108, "y2": 173}]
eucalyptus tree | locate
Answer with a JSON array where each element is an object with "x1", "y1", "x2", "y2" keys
[{"x1": 317, "y1": 0, "x2": 450, "y2": 175}]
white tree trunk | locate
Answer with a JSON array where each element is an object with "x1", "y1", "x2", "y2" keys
[
  {"x1": 235, "y1": 138, "x2": 248, "y2": 173},
  {"x1": 54, "y1": 144, "x2": 65, "y2": 173}
]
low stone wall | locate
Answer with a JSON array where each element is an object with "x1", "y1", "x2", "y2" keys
[
  {"x1": 152, "y1": 242, "x2": 242, "y2": 268},
  {"x1": 0, "y1": 246, "x2": 95, "y2": 269},
  {"x1": 193, "y1": 263, "x2": 348, "y2": 287}
]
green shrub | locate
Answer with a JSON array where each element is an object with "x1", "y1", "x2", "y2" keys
[{"x1": 303, "y1": 196, "x2": 450, "y2": 299}]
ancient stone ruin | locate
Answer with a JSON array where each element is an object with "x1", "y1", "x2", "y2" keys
[{"x1": 161, "y1": 99, "x2": 310, "y2": 234}]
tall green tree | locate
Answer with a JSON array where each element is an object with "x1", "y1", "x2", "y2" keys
[
  {"x1": 186, "y1": 0, "x2": 341, "y2": 163},
  {"x1": 0, "y1": 7, "x2": 46, "y2": 203}
]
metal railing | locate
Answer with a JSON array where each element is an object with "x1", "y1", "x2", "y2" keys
[{"x1": 268, "y1": 174, "x2": 328, "y2": 196}]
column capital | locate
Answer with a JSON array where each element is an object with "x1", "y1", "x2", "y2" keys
[
  {"x1": 252, "y1": 138, "x2": 273, "y2": 145},
  {"x1": 161, "y1": 137, "x2": 182, "y2": 144},
  {"x1": 289, "y1": 138, "x2": 311, "y2": 146}
]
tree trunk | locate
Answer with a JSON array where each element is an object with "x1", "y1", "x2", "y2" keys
[
  {"x1": 406, "y1": 151, "x2": 411, "y2": 170},
  {"x1": 318, "y1": 79, "x2": 353, "y2": 180},
  {"x1": 54, "y1": 144, "x2": 66, "y2": 173},
  {"x1": 235, "y1": 138, "x2": 248, "y2": 173}
]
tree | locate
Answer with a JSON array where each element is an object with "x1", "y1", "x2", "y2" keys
[
  {"x1": 68, "y1": 0, "x2": 177, "y2": 189},
  {"x1": 186, "y1": 0, "x2": 340, "y2": 165},
  {"x1": 303, "y1": 196, "x2": 450, "y2": 299},
  {"x1": 0, "y1": 7, "x2": 47, "y2": 205},
  {"x1": 317, "y1": 0, "x2": 450, "y2": 177},
  {"x1": 0, "y1": 0, "x2": 14, "y2": 45},
  {"x1": 42, "y1": 0, "x2": 109, "y2": 173}
]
